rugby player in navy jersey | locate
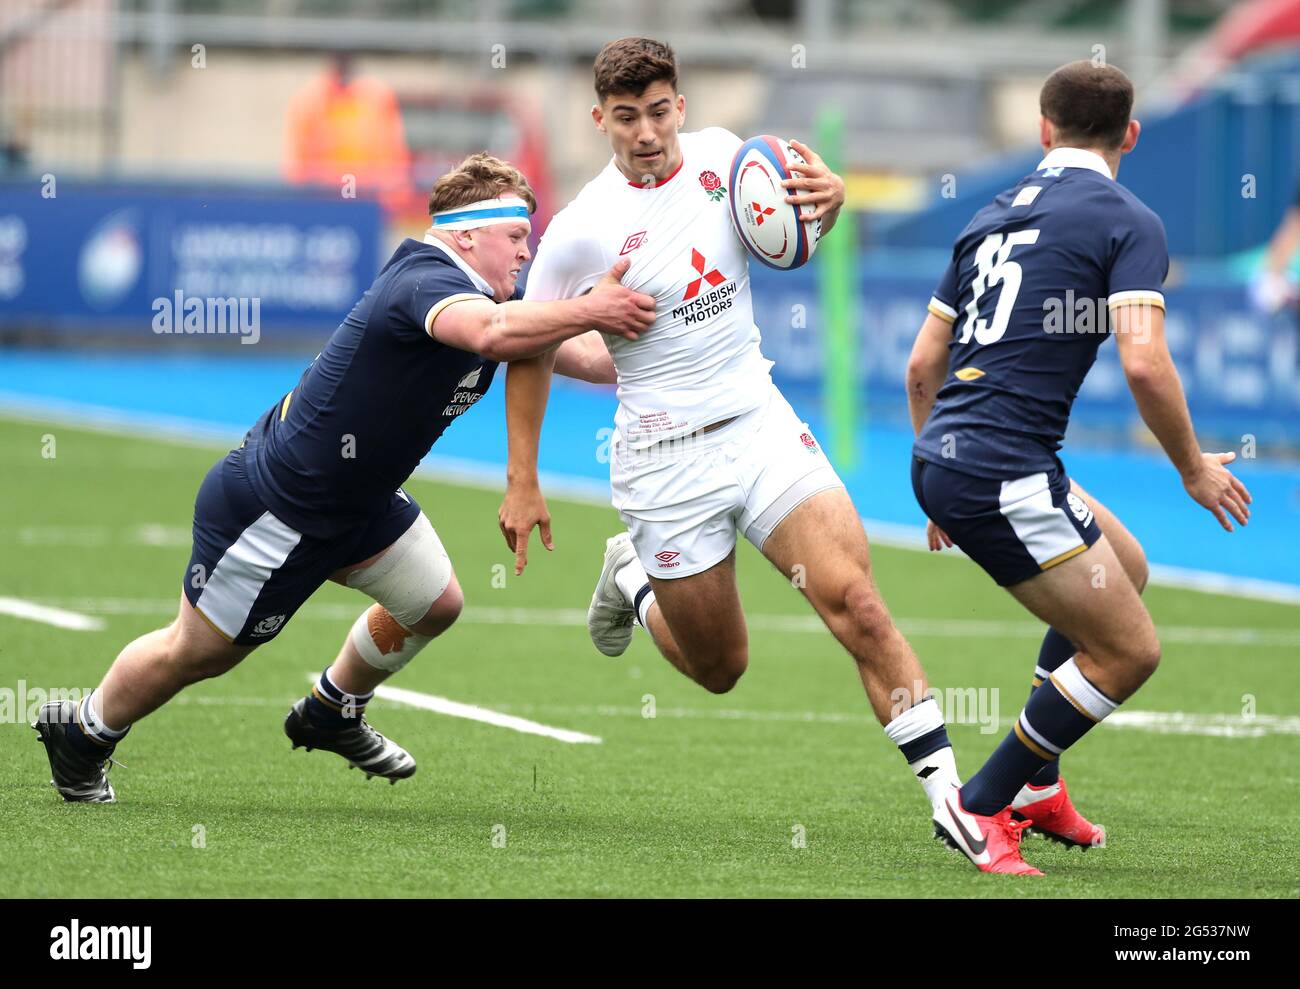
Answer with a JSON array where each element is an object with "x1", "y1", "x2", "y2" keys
[
  {"x1": 33, "y1": 153, "x2": 654, "y2": 802},
  {"x1": 907, "y1": 62, "x2": 1252, "y2": 874}
]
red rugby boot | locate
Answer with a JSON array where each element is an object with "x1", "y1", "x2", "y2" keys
[
  {"x1": 1011, "y1": 776, "x2": 1106, "y2": 849},
  {"x1": 933, "y1": 789, "x2": 1043, "y2": 876}
]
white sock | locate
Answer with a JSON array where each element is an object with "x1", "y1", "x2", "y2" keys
[
  {"x1": 909, "y1": 745, "x2": 959, "y2": 813},
  {"x1": 613, "y1": 559, "x2": 655, "y2": 628},
  {"x1": 883, "y1": 696, "x2": 961, "y2": 813},
  {"x1": 614, "y1": 560, "x2": 647, "y2": 605},
  {"x1": 79, "y1": 688, "x2": 128, "y2": 742}
]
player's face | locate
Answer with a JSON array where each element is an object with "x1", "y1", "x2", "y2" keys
[
  {"x1": 468, "y1": 219, "x2": 532, "y2": 300},
  {"x1": 594, "y1": 81, "x2": 686, "y2": 185}
]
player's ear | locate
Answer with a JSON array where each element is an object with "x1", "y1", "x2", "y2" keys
[
  {"x1": 591, "y1": 104, "x2": 606, "y2": 134},
  {"x1": 1120, "y1": 119, "x2": 1140, "y2": 155},
  {"x1": 1038, "y1": 115, "x2": 1053, "y2": 151},
  {"x1": 676, "y1": 92, "x2": 685, "y2": 126}
]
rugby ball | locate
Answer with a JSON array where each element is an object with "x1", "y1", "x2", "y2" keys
[{"x1": 728, "y1": 135, "x2": 821, "y2": 270}]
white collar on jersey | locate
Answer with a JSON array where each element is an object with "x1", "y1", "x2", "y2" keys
[
  {"x1": 1036, "y1": 146, "x2": 1113, "y2": 179},
  {"x1": 422, "y1": 233, "x2": 496, "y2": 298}
]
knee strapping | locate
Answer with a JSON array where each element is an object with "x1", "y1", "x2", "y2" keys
[
  {"x1": 345, "y1": 512, "x2": 451, "y2": 628},
  {"x1": 350, "y1": 605, "x2": 432, "y2": 673}
]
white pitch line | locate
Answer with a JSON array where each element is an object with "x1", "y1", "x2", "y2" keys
[
  {"x1": 302, "y1": 676, "x2": 602, "y2": 745},
  {"x1": 1105, "y1": 710, "x2": 1300, "y2": 738},
  {"x1": 0, "y1": 596, "x2": 105, "y2": 631},
  {"x1": 182, "y1": 690, "x2": 1300, "y2": 739},
  {"x1": 484, "y1": 702, "x2": 1300, "y2": 737},
  {"x1": 36, "y1": 597, "x2": 1300, "y2": 648}
]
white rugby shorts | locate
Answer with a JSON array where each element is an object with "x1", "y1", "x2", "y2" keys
[{"x1": 610, "y1": 385, "x2": 845, "y2": 579}]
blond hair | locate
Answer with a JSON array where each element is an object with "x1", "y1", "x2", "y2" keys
[{"x1": 427, "y1": 152, "x2": 537, "y2": 216}]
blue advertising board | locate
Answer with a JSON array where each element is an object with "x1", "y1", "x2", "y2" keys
[
  {"x1": 0, "y1": 180, "x2": 381, "y2": 343},
  {"x1": 752, "y1": 252, "x2": 1300, "y2": 445}
]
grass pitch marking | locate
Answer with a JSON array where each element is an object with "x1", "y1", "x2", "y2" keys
[
  {"x1": 176, "y1": 691, "x2": 1300, "y2": 739},
  {"x1": 17, "y1": 524, "x2": 193, "y2": 548},
  {"x1": 36, "y1": 596, "x2": 1300, "y2": 649},
  {"x1": 0, "y1": 596, "x2": 104, "y2": 631},
  {"x1": 303, "y1": 675, "x2": 602, "y2": 745}
]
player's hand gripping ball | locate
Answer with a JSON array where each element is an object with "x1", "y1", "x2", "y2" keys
[{"x1": 728, "y1": 135, "x2": 822, "y2": 270}]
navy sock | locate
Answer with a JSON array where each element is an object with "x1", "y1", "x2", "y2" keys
[
  {"x1": 68, "y1": 691, "x2": 127, "y2": 758},
  {"x1": 305, "y1": 669, "x2": 373, "y2": 730},
  {"x1": 66, "y1": 718, "x2": 111, "y2": 759},
  {"x1": 1027, "y1": 628, "x2": 1076, "y2": 785},
  {"x1": 899, "y1": 724, "x2": 952, "y2": 764},
  {"x1": 961, "y1": 663, "x2": 1116, "y2": 815},
  {"x1": 632, "y1": 584, "x2": 655, "y2": 628}
]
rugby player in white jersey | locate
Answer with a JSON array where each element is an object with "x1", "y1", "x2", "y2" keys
[{"x1": 498, "y1": 37, "x2": 962, "y2": 817}]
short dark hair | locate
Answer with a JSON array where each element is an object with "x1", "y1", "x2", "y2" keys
[
  {"x1": 593, "y1": 37, "x2": 677, "y2": 102},
  {"x1": 1040, "y1": 60, "x2": 1134, "y2": 151}
]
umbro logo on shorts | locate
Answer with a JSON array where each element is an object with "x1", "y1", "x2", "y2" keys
[
  {"x1": 250, "y1": 614, "x2": 287, "y2": 638},
  {"x1": 654, "y1": 551, "x2": 681, "y2": 568}
]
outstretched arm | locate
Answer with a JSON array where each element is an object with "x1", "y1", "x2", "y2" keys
[
  {"x1": 498, "y1": 350, "x2": 558, "y2": 574},
  {"x1": 1113, "y1": 303, "x2": 1252, "y2": 531},
  {"x1": 430, "y1": 258, "x2": 655, "y2": 362}
]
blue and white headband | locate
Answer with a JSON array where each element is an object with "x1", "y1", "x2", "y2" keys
[{"x1": 430, "y1": 196, "x2": 531, "y2": 230}]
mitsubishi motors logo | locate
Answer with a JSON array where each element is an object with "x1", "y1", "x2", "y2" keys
[
  {"x1": 751, "y1": 202, "x2": 775, "y2": 225},
  {"x1": 682, "y1": 249, "x2": 725, "y2": 300}
]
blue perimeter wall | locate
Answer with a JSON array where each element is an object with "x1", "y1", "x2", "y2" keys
[{"x1": 1, "y1": 349, "x2": 1296, "y2": 595}]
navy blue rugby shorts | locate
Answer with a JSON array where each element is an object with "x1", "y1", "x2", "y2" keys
[
  {"x1": 182, "y1": 447, "x2": 421, "y2": 645},
  {"x1": 911, "y1": 456, "x2": 1102, "y2": 587}
]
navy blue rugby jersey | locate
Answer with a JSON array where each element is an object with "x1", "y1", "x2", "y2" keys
[
  {"x1": 913, "y1": 147, "x2": 1168, "y2": 479},
  {"x1": 241, "y1": 238, "x2": 519, "y2": 538}
]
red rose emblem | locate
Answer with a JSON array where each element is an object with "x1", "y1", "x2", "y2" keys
[{"x1": 699, "y1": 170, "x2": 721, "y2": 191}]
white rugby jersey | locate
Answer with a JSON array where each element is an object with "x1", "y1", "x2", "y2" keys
[{"x1": 524, "y1": 127, "x2": 774, "y2": 449}]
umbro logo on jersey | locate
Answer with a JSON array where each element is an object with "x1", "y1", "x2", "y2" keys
[
  {"x1": 682, "y1": 249, "x2": 726, "y2": 300},
  {"x1": 620, "y1": 231, "x2": 647, "y2": 255},
  {"x1": 457, "y1": 366, "x2": 481, "y2": 389},
  {"x1": 250, "y1": 614, "x2": 286, "y2": 638},
  {"x1": 654, "y1": 550, "x2": 681, "y2": 568}
]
